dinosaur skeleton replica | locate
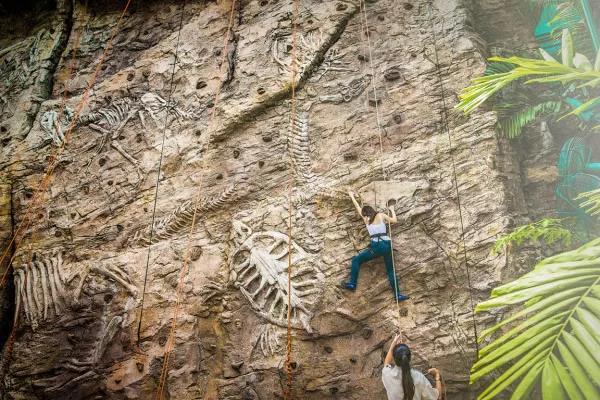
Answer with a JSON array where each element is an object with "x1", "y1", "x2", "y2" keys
[
  {"x1": 271, "y1": 30, "x2": 351, "y2": 82},
  {"x1": 13, "y1": 252, "x2": 137, "y2": 330},
  {"x1": 39, "y1": 92, "x2": 192, "y2": 175},
  {"x1": 229, "y1": 221, "x2": 324, "y2": 336},
  {"x1": 131, "y1": 184, "x2": 237, "y2": 246}
]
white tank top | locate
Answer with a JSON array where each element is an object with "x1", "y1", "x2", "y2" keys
[{"x1": 367, "y1": 223, "x2": 390, "y2": 241}]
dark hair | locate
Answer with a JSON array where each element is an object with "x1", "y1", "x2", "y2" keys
[
  {"x1": 393, "y1": 344, "x2": 415, "y2": 400},
  {"x1": 361, "y1": 205, "x2": 377, "y2": 225}
]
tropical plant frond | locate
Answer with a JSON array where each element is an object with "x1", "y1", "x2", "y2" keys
[
  {"x1": 457, "y1": 55, "x2": 600, "y2": 115},
  {"x1": 561, "y1": 96, "x2": 600, "y2": 121},
  {"x1": 576, "y1": 188, "x2": 600, "y2": 215},
  {"x1": 496, "y1": 100, "x2": 562, "y2": 138},
  {"x1": 491, "y1": 218, "x2": 573, "y2": 254},
  {"x1": 472, "y1": 238, "x2": 600, "y2": 400},
  {"x1": 484, "y1": 61, "x2": 517, "y2": 76}
]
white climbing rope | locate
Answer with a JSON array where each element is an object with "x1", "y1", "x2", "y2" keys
[{"x1": 358, "y1": 0, "x2": 404, "y2": 330}]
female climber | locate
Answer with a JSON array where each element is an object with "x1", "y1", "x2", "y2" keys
[
  {"x1": 382, "y1": 335, "x2": 444, "y2": 400},
  {"x1": 342, "y1": 190, "x2": 409, "y2": 302}
]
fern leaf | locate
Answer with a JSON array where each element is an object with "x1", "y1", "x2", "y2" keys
[
  {"x1": 496, "y1": 101, "x2": 562, "y2": 138},
  {"x1": 492, "y1": 218, "x2": 572, "y2": 254}
]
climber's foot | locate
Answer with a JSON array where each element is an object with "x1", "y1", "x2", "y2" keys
[
  {"x1": 395, "y1": 294, "x2": 410, "y2": 302},
  {"x1": 341, "y1": 282, "x2": 356, "y2": 291}
]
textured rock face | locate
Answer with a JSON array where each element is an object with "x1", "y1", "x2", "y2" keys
[{"x1": 0, "y1": 0, "x2": 529, "y2": 398}]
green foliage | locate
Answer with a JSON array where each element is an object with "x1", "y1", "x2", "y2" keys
[
  {"x1": 472, "y1": 238, "x2": 600, "y2": 399},
  {"x1": 457, "y1": 54, "x2": 600, "y2": 115},
  {"x1": 492, "y1": 218, "x2": 573, "y2": 254},
  {"x1": 496, "y1": 100, "x2": 562, "y2": 138},
  {"x1": 576, "y1": 187, "x2": 600, "y2": 216}
]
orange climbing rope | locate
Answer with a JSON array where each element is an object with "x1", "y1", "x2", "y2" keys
[
  {"x1": 284, "y1": 0, "x2": 300, "y2": 397},
  {"x1": 0, "y1": 0, "x2": 134, "y2": 289},
  {"x1": 154, "y1": 1, "x2": 237, "y2": 398}
]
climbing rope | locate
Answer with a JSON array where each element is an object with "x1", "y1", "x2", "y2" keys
[
  {"x1": 154, "y1": 1, "x2": 238, "y2": 398},
  {"x1": 0, "y1": 0, "x2": 134, "y2": 289},
  {"x1": 137, "y1": 0, "x2": 187, "y2": 348},
  {"x1": 284, "y1": 0, "x2": 300, "y2": 397},
  {"x1": 428, "y1": 5, "x2": 479, "y2": 356},
  {"x1": 358, "y1": 0, "x2": 403, "y2": 328}
]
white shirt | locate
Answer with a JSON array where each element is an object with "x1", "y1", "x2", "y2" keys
[
  {"x1": 382, "y1": 365, "x2": 439, "y2": 400},
  {"x1": 367, "y1": 223, "x2": 391, "y2": 241}
]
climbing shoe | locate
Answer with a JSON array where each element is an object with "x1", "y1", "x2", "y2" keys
[
  {"x1": 395, "y1": 294, "x2": 410, "y2": 302},
  {"x1": 341, "y1": 282, "x2": 356, "y2": 291}
]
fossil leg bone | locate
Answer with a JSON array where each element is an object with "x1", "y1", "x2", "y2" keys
[{"x1": 34, "y1": 260, "x2": 50, "y2": 320}]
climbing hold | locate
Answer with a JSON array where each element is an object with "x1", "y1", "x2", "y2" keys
[
  {"x1": 358, "y1": 180, "x2": 427, "y2": 211},
  {"x1": 231, "y1": 360, "x2": 244, "y2": 371},
  {"x1": 361, "y1": 327, "x2": 373, "y2": 339},
  {"x1": 384, "y1": 68, "x2": 402, "y2": 81}
]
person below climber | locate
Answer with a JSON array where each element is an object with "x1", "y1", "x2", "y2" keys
[
  {"x1": 383, "y1": 335, "x2": 444, "y2": 400},
  {"x1": 342, "y1": 190, "x2": 409, "y2": 301}
]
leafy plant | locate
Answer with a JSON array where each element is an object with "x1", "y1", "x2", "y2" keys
[
  {"x1": 495, "y1": 100, "x2": 563, "y2": 138},
  {"x1": 457, "y1": 29, "x2": 600, "y2": 134},
  {"x1": 576, "y1": 187, "x2": 600, "y2": 215},
  {"x1": 492, "y1": 218, "x2": 573, "y2": 254},
  {"x1": 472, "y1": 238, "x2": 600, "y2": 399}
]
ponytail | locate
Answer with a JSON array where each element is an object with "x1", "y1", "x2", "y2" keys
[{"x1": 393, "y1": 344, "x2": 415, "y2": 400}]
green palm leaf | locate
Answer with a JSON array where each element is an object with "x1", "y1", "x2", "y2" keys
[
  {"x1": 457, "y1": 55, "x2": 600, "y2": 115},
  {"x1": 472, "y1": 238, "x2": 600, "y2": 399}
]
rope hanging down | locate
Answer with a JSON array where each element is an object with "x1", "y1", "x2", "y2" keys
[
  {"x1": 284, "y1": 0, "x2": 300, "y2": 397},
  {"x1": 155, "y1": 1, "x2": 238, "y2": 398},
  {"x1": 358, "y1": 0, "x2": 404, "y2": 328},
  {"x1": 137, "y1": 0, "x2": 187, "y2": 347},
  {"x1": 428, "y1": 5, "x2": 479, "y2": 356},
  {"x1": 0, "y1": 0, "x2": 134, "y2": 289},
  {"x1": 0, "y1": 0, "x2": 101, "y2": 385}
]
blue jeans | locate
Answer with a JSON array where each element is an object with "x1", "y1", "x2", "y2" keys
[{"x1": 349, "y1": 240, "x2": 401, "y2": 295}]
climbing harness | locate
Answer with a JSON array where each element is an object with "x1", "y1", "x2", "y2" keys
[
  {"x1": 137, "y1": 0, "x2": 187, "y2": 348},
  {"x1": 428, "y1": 4, "x2": 479, "y2": 356},
  {"x1": 0, "y1": 0, "x2": 134, "y2": 289},
  {"x1": 284, "y1": 0, "x2": 300, "y2": 398},
  {"x1": 154, "y1": 1, "x2": 238, "y2": 398}
]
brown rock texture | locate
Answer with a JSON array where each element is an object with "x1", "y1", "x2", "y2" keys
[{"x1": 0, "y1": 0, "x2": 536, "y2": 398}]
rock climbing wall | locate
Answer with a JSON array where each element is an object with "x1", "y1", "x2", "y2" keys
[{"x1": 0, "y1": 0, "x2": 529, "y2": 398}]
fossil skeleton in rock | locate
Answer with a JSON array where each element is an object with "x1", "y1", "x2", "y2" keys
[
  {"x1": 287, "y1": 110, "x2": 317, "y2": 185},
  {"x1": 132, "y1": 183, "x2": 237, "y2": 246},
  {"x1": 39, "y1": 92, "x2": 191, "y2": 175},
  {"x1": 13, "y1": 252, "x2": 137, "y2": 329},
  {"x1": 40, "y1": 107, "x2": 74, "y2": 146},
  {"x1": 229, "y1": 221, "x2": 323, "y2": 333},
  {"x1": 254, "y1": 324, "x2": 281, "y2": 357},
  {"x1": 271, "y1": 30, "x2": 351, "y2": 83},
  {"x1": 319, "y1": 76, "x2": 370, "y2": 104}
]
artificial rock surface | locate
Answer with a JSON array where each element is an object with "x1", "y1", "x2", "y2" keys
[{"x1": 0, "y1": 0, "x2": 533, "y2": 398}]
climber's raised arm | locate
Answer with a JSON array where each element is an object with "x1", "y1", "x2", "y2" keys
[
  {"x1": 348, "y1": 190, "x2": 362, "y2": 216},
  {"x1": 382, "y1": 207, "x2": 398, "y2": 224}
]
